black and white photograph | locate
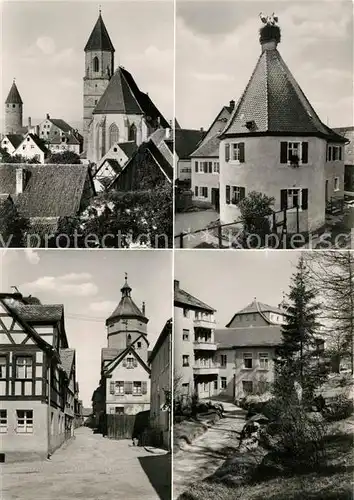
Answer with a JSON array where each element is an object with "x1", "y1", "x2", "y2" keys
[
  {"x1": 0, "y1": 248, "x2": 172, "y2": 499},
  {"x1": 0, "y1": 1, "x2": 173, "y2": 248},
  {"x1": 174, "y1": 1, "x2": 354, "y2": 249}
]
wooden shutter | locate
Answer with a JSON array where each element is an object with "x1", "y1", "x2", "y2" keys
[
  {"x1": 195, "y1": 161, "x2": 198, "y2": 172},
  {"x1": 203, "y1": 162, "x2": 208, "y2": 173},
  {"x1": 280, "y1": 189, "x2": 288, "y2": 210},
  {"x1": 195, "y1": 186, "x2": 198, "y2": 197},
  {"x1": 110, "y1": 381, "x2": 115, "y2": 394},
  {"x1": 328, "y1": 146, "x2": 332, "y2": 161},
  {"x1": 208, "y1": 162, "x2": 212, "y2": 173},
  {"x1": 142, "y1": 382, "x2": 147, "y2": 394},
  {"x1": 301, "y1": 142, "x2": 308, "y2": 164},
  {"x1": 225, "y1": 143, "x2": 230, "y2": 162},
  {"x1": 205, "y1": 187, "x2": 208, "y2": 198},
  {"x1": 339, "y1": 147, "x2": 342, "y2": 161},
  {"x1": 326, "y1": 146, "x2": 328, "y2": 162},
  {"x1": 226, "y1": 185, "x2": 230, "y2": 204},
  {"x1": 302, "y1": 188, "x2": 308, "y2": 210},
  {"x1": 125, "y1": 381, "x2": 133, "y2": 394},
  {"x1": 239, "y1": 143, "x2": 245, "y2": 163},
  {"x1": 240, "y1": 187, "x2": 246, "y2": 200},
  {"x1": 280, "y1": 142, "x2": 288, "y2": 163}
]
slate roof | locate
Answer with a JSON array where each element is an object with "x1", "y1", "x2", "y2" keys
[
  {"x1": 191, "y1": 135, "x2": 220, "y2": 158},
  {"x1": 237, "y1": 300, "x2": 285, "y2": 316},
  {"x1": 118, "y1": 141, "x2": 138, "y2": 158},
  {"x1": 174, "y1": 286, "x2": 215, "y2": 313},
  {"x1": 175, "y1": 129, "x2": 205, "y2": 159},
  {"x1": 59, "y1": 348, "x2": 75, "y2": 377},
  {"x1": 148, "y1": 318, "x2": 172, "y2": 364},
  {"x1": 12, "y1": 303, "x2": 63, "y2": 322},
  {"x1": 102, "y1": 347, "x2": 123, "y2": 362},
  {"x1": 221, "y1": 42, "x2": 346, "y2": 142},
  {"x1": 84, "y1": 13, "x2": 115, "y2": 52},
  {"x1": 106, "y1": 296, "x2": 147, "y2": 323},
  {"x1": 215, "y1": 326, "x2": 282, "y2": 348},
  {"x1": 49, "y1": 119, "x2": 74, "y2": 133},
  {"x1": 3, "y1": 134, "x2": 24, "y2": 149},
  {"x1": 147, "y1": 139, "x2": 173, "y2": 180},
  {"x1": 0, "y1": 164, "x2": 93, "y2": 217},
  {"x1": 5, "y1": 81, "x2": 23, "y2": 104},
  {"x1": 191, "y1": 106, "x2": 232, "y2": 158}
]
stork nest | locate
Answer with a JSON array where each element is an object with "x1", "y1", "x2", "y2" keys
[{"x1": 259, "y1": 24, "x2": 281, "y2": 44}]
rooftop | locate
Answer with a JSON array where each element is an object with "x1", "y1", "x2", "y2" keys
[
  {"x1": 174, "y1": 280, "x2": 215, "y2": 312},
  {"x1": 5, "y1": 81, "x2": 23, "y2": 105},
  {"x1": 84, "y1": 13, "x2": 115, "y2": 52},
  {"x1": 215, "y1": 325, "x2": 282, "y2": 348}
]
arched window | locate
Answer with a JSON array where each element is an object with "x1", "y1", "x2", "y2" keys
[
  {"x1": 93, "y1": 56, "x2": 99, "y2": 73},
  {"x1": 127, "y1": 334, "x2": 132, "y2": 346},
  {"x1": 128, "y1": 123, "x2": 137, "y2": 142},
  {"x1": 109, "y1": 123, "x2": 119, "y2": 148}
]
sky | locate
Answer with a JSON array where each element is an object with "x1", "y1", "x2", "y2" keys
[
  {"x1": 176, "y1": 0, "x2": 354, "y2": 129},
  {"x1": 175, "y1": 250, "x2": 302, "y2": 328},
  {"x1": 0, "y1": 249, "x2": 172, "y2": 407},
  {"x1": 1, "y1": 0, "x2": 173, "y2": 132}
]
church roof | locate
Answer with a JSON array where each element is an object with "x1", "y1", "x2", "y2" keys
[
  {"x1": 221, "y1": 30, "x2": 346, "y2": 142},
  {"x1": 5, "y1": 81, "x2": 23, "y2": 104},
  {"x1": 84, "y1": 13, "x2": 115, "y2": 52}
]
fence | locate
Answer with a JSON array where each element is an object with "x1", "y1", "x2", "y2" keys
[{"x1": 106, "y1": 414, "x2": 137, "y2": 439}]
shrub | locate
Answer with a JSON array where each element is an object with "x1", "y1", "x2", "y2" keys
[{"x1": 323, "y1": 395, "x2": 354, "y2": 422}]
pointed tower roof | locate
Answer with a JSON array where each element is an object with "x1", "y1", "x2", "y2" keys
[
  {"x1": 106, "y1": 274, "x2": 148, "y2": 324},
  {"x1": 5, "y1": 80, "x2": 23, "y2": 104},
  {"x1": 221, "y1": 19, "x2": 345, "y2": 142},
  {"x1": 84, "y1": 12, "x2": 115, "y2": 52}
]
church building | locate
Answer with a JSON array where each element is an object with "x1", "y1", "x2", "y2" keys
[{"x1": 83, "y1": 11, "x2": 169, "y2": 164}]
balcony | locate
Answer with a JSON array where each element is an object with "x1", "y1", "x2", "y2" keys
[
  {"x1": 194, "y1": 318, "x2": 215, "y2": 329},
  {"x1": 193, "y1": 340, "x2": 217, "y2": 351},
  {"x1": 193, "y1": 364, "x2": 219, "y2": 375}
]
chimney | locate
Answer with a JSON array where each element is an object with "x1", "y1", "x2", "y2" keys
[
  {"x1": 174, "y1": 280, "x2": 180, "y2": 292},
  {"x1": 229, "y1": 100, "x2": 235, "y2": 110},
  {"x1": 46, "y1": 113, "x2": 50, "y2": 120},
  {"x1": 200, "y1": 127, "x2": 204, "y2": 133},
  {"x1": 16, "y1": 167, "x2": 27, "y2": 194},
  {"x1": 28, "y1": 117, "x2": 32, "y2": 130},
  {"x1": 142, "y1": 302, "x2": 145, "y2": 315},
  {"x1": 165, "y1": 128, "x2": 171, "y2": 139}
]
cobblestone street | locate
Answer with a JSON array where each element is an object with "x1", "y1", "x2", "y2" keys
[{"x1": 2, "y1": 427, "x2": 171, "y2": 500}]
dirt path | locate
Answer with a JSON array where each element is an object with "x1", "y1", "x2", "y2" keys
[{"x1": 173, "y1": 402, "x2": 246, "y2": 499}]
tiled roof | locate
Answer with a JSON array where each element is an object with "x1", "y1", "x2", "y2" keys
[
  {"x1": 59, "y1": 348, "x2": 75, "y2": 377},
  {"x1": 221, "y1": 44, "x2": 345, "y2": 141},
  {"x1": 102, "y1": 347, "x2": 124, "y2": 362},
  {"x1": 237, "y1": 300, "x2": 285, "y2": 316},
  {"x1": 49, "y1": 119, "x2": 74, "y2": 133},
  {"x1": 148, "y1": 318, "x2": 172, "y2": 364},
  {"x1": 84, "y1": 13, "x2": 115, "y2": 52},
  {"x1": 4, "y1": 134, "x2": 24, "y2": 149},
  {"x1": 104, "y1": 344, "x2": 151, "y2": 376},
  {"x1": 191, "y1": 106, "x2": 232, "y2": 157},
  {"x1": 11, "y1": 303, "x2": 63, "y2": 322},
  {"x1": 215, "y1": 326, "x2": 282, "y2": 348},
  {"x1": 0, "y1": 164, "x2": 93, "y2": 217},
  {"x1": 174, "y1": 286, "x2": 215, "y2": 312},
  {"x1": 147, "y1": 139, "x2": 173, "y2": 180},
  {"x1": 190, "y1": 135, "x2": 220, "y2": 157},
  {"x1": 175, "y1": 129, "x2": 205, "y2": 159},
  {"x1": 5, "y1": 82, "x2": 23, "y2": 104},
  {"x1": 106, "y1": 296, "x2": 147, "y2": 322},
  {"x1": 118, "y1": 141, "x2": 138, "y2": 159}
]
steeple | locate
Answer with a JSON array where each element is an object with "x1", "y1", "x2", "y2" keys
[
  {"x1": 120, "y1": 273, "x2": 132, "y2": 297},
  {"x1": 5, "y1": 79, "x2": 23, "y2": 134},
  {"x1": 84, "y1": 11, "x2": 115, "y2": 53},
  {"x1": 5, "y1": 79, "x2": 23, "y2": 104},
  {"x1": 106, "y1": 275, "x2": 148, "y2": 324}
]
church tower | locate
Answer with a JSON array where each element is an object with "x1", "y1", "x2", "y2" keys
[
  {"x1": 5, "y1": 80, "x2": 23, "y2": 134},
  {"x1": 83, "y1": 10, "x2": 115, "y2": 152},
  {"x1": 105, "y1": 275, "x2": 149, "y2": 362}
]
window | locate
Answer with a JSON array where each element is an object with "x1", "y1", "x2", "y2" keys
[
  {"x1": 0, "y1": 410, "x2": 7, "y2": 433},
  {"x1": 200, "y1": 187, "x2": 208, "y2": 198},
  {"x1": 199, "y1": 161, "x2": 212, "y2": 173},
  {"x1": 230, "y1": 142, "x2": 245, "y2": 162},
  {"x1": 183, "y1": 308, "x2": 190, "y2": 318},
  {"x1": 115, "y1": 381, "x2": 124, "y2": 395},
  {"x1": 115, "y1": 407, "x2": 124, "y2": 414},
  {"x1": 243, "y1": 353, "x2": 253, "y2": 369},
  {"x1": 334, "y1": 177, "x2": 339, "y2": 191},
  {"x1": 242, "y1": 381, "x2": 253, "y2": 394},
  {"x1": 194, "y1": 161, "x2": 199, "y2": 172},
  {"x1": 327, "y1": 145, "x2": 342, "y2": 162},
  {"x1": 16, "y1": 410, "x2": 33, "y2": 433},
  {"x1": 182, "y1": 329, "x2": 189, "y2": 341},
  {"x1": 182, "y1": 383, "x2": 189, "y2": 391},
  {"x1": 221, "y1": 377, "x2": 227, "y2": 389},
  {"x1": 0, "y1": 357, "x2": 6, "y2": 378},
  {"x1": 127, "y1": 334, "x2": 132, "y2": 346},
  {"x1": 220, "y1": 354, "x2": 227, "y2": 367},
  {"x1": 226, "y1": 185, "x2": 245, "y2": 205},
  {"x1": 15, "y1": 357, "x2": 33, "y2": 379},
  {"x1": 195, "y1": 186, "x2": 198, "y2": 197},
  {"x1": 280, "y1": 188, "x2": 308, "y2": 211},
  {"x1": 203, "y1": 381, "x2": 209, "y2": 392},
  {"x1": 133, "y1": 382, "x2": 142, "y2": 395},
  {"x1": 93, "y1": 56, "x2": 99, "y2": 72},
  {"x1": 109, "y1": 123, "x2": 119, "y2": 148},
  {"x1": 280, "y1": 141, "x2": 308, "y2": 164},
  {"x1": 125, "y1": 357, "x2": 137, "y2": 369},
  {"x1": 213, "y1": 162, "x2": 219, "y2": 173},
  {"x1": 136, "y1": 342, "x2": 142, "y2": 349},
  {"x1": 13, "y1": 104, "x2": 16, "y2": 108},
  {"x1": 214, "y1": 379, "x2": 218, "y2": 390},
  {"x1": 182, "y1": 355, "x2": 190, "y2": 367},
  {"x1": 128, "y1": 124, "x2": 137, "y2": 142},
  {"x1": 259, "y1": 353, "x2": 269, "y2": 370},
  {"x1": 95, "y1": 99, "x2": 98, "y2": 105}
]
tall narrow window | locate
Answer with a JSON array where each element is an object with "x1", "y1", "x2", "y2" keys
[
  {"x1": 93, "y1": 56, "x2": 99, "y2": 73},
  {"x1": 0, "y1": 410, "x2": 7, "y2": 433},
  {"x1": 109, "y1": 123, "x2": 119, "y2": 148},
  {"x1": 15, "y1": 357, "x2": 32, "y2": 379},
  {"x1": 0, "y1": 357, "x2": 6, "y2": 378},
  {"x1": 128, "y1": 124, "x2": 137, "y2": 142}
]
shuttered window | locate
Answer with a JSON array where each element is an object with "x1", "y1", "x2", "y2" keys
[
  {"x1": 280, "y1": 141, "x2": 308, "y2": 164},
  {"x1": 231, "y1": 142, "x2": 245, "y2": 162},
  {"x1": 124, "y1": 381, "x2": 133, "y2": 394},
  {"x1": 226, "y1": 185, "x2": 230, "y2": 204},
  {"x1": 225, "y1": 143, "x2": 230, "y2": 162},
  {"x1": 142, "y1": 382, "x2": 148, "y2": 394},
  {"x1": 110, "y1": 381, "x2": 115, "y2": 394},
  {"x1": 195, "y1": 186, "x2": 198, "y2": 197},
  {"x1": 280, "y1": 188, "x2": 308, "y2": 210},
  {"x1": 195, "y1": 161, "x2": 198, "y2": 172},
  {"x1": 301, "y1": 142, "x2": 308, "y2": 164}
]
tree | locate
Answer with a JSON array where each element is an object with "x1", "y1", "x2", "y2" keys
[
  {"x1": 305, "y1": 251, "x2": 354, "y2": 374},
  {"x1": 275, "y1": 256, "x2": 327, "y2": 405},
  {"x1": 0, "y1": 198, "x2": 30, "y2": 247},
  {"x1": 0, "y1": 148, "x2": 40, "y2": 164},
  {"x1": 238, "y1": 191, "x2": 274, "y2": 248},
  {"x1": 46, "y1": 150, "x2": 81, "y2": 164}
]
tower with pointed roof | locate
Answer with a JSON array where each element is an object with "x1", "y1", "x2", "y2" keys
[
  {"x1": 83, "y1": 10, "x2": 115, "y2": 152},
  {"x1": 219, "y1": 16, "x2": 347, "y2": 235},
  {"x1": 5, "y1": 80, "x2": 23, "y2": 134}
]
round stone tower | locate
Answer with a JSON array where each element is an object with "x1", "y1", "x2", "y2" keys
[{"x1": 5, "y1": 80, "x2": 23, "y2": 134}]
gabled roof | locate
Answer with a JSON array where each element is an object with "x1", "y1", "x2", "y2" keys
[
  {"x1": 174, "y1": 283, "x2": 215, "y2": 313},
  {"x1": 0, "y1": 164, "x2": 94, "y2": 217},
  {"x1": 59, "y1": 348, "x2": 75, "y2": 378},
  {"x1": 215, "y1": 325, "x2": 282, "y2": 348},
  {"x1": 103, "y1": 344, "x2": 151, "y2": 376},
  {"x1": 84, "y1": 13, "x2": 115, "y2": 52},
  {"x1": 225, "y1": 299, "x2": 287, "y2": 327},
  {"x1": 48, "y1": 119, "x2": 74, "y2": 133},
  {"x1": 2, "y1": 134, "x2": 24, "y2": 149},
  {"x1": 118, "y1": 141, "x2": 138, "y2": 158},
  {"x1": 220, "y1": 40, "x2": 346, "y2": 142},
  {"x1": 5, "y1": 81, "x2": 23, "y2": 104},
  {"x1": 18, "y1": 134, "x2": 48, "y2": 154},
  {"x1": 12, "y1": 304, "x2": 63, "y2": 323},
  {"x1": 191, "y1": 106, "x2": 232, "y2": 157},
  {"x1": 175, "y1": 129, "x2": 205, "y2": 159},
  {"x1": 148, "y1": 318, "x2": 172, "y2": 364}
]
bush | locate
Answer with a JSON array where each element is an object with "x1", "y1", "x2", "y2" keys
[{"x1": 323, "y1": 395, "x2": 354, "y2": 422}]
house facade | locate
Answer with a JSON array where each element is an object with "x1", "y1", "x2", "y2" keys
[
  {"x1": 0, "y1": 293, "x2": 78, "y2": 462},
  {"x1": 333, "y1": 127, "x2": 354, "y2": 196},
  {"x1": 175, "y1": 128, "x2": 205, "y2": 185},
  {"x1": 13, "y1": 133, "x2": 48, "y2": 164},
  {"x1": 174, "y1": 280, "x2": 218, "y2": 399},
  {"x1": 99, "y1": 276, "x2": 151, "y2": 416},
  {"x1": 1, "y1": 134, "x2": 24, "y2": 155},
  {"x1": 218, "y1": 21, "x2": 347, "y2": 234},
  {"x1": 148, "y1": 318, "x2": 172, "y2": 450},
  {"x1": 36, "y1": 115, "x2": 83, "y2": 155}
]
